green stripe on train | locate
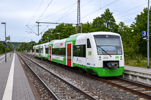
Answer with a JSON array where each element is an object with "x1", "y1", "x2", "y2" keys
[
  {"x1": 43, "y1": 57, "x2": 48, "y2": 60},
  {"x1": 89, "y1": 66, "x2": 124, "y2": 77},
  {"x1": 35, "y1": 55, "x2": 39, "y2": 57},
  {"x1": 52, "y1": 57, "x2": 66, "y2": 65},
  {"x1": 73, "y1": 63, "x2": 124, "y2": 77}
]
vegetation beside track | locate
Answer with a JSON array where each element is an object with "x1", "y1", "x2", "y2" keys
[
  {"x1": 0, "y1": 42, "x2": 11, "y2": 53},
  {"x1": 125, "y1": 54, "x2": 151, "y2": 68}
]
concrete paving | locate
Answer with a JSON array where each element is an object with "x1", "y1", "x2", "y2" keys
[{"x1": 0, "y1": 53, "x2": 36, "y2": 100}]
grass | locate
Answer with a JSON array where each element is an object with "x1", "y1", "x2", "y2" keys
[{"x1": 125, "y1": 57, "x2": 151, "y2": 68}]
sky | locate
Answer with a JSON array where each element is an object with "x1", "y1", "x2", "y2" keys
[{"x1": 0, "y1": 0, "x2": 149, "y2": 43}]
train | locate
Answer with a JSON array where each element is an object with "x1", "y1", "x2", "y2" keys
[{"x1": 33, "y1": 31, "x2": 124, "y2": 77}]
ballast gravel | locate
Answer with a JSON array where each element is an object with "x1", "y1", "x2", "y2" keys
[{"x1": 26, "y1": 54, "x2": 146, "y2": 100}]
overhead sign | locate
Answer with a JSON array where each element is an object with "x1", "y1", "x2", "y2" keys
[
  {"x1": 6, "y1": 37, "x2": 10, "y2": 40},
  {"x1": 142, "y1": 31, "x2": 147, "y2": 37}
]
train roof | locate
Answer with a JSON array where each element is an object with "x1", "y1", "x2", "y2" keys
[
  {"x1": 69, "y1": 31, "x2": 120, "y2": 38},
  {"x1": 33, "y1": 31, "x2": 121, "y2": 47},
  {"x1": 69, "y1": 33, "x2": 87, "y2": 37},
  {"x1": 89, "y1": 31, "x2": 120, "y2": 36}
]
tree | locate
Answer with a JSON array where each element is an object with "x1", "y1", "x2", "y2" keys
[
  {"x1": 0, "y1": 43, "x2": 5, "y2": 53},
  {"x1": 82, "y1": 22, "x2": 93, "y2": 33},
  {"x1": 130, "y1": 7, "x2": 151, "y2": 57},
  {"x1": 52, "y1": 23, "x2": 76, "y2": 39},
  {"x1": 118, "y1": 22, "x2": 139, "y2": 57},
  {"x1": 92, "y1": 8, "x2": 118, "y2": 32}
]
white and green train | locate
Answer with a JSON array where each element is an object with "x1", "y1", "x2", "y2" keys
[{"x1": 33, "y1": 31, "x2": 124, "y2": 77}]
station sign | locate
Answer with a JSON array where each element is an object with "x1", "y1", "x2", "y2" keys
[
  {"x1": 142, "y1": 31, "x2": 148, "y2": 37},
  {"x1": 4, "y1": 45, "x2": 7, "y2": 48},
  {"x1": 6, "y1": 37, "x2": 10, "y2": 40}
]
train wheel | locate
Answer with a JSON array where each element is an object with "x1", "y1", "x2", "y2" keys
[{"x1": 78, "y1": 68, "x2": 85, "y2": 73}]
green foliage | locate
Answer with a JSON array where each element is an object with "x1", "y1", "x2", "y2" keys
[
  {"x1": 125, "y1": 54, "x2": 148, "y2": 67},
  {"x1": 92, "y1": 8, "x2": 118, "y2": 32},
  {"x1": 81, "y1": 22, "x2": 92, "y2": 33},
  {"x1": 39, "y1": 23, "x2": 76, "y2": 44},
  {"x1": 0, "y1": 42, "x2": 12, "y2": 53},
  {"x1": 0, "y1": 43, "x2": 5, "y2": 53},
  {"x1": 52, "y1": 23, "x2": 76, "y2": 39},
  {"x1": 118, "y1": 22, "x2": 139, "y2": 57},
  {"x1": 130, "y1": 7, "x2": 151, "y2": 57},
  {"x1": 16, "y1": 41, "x2": 36, "y2": 52}
]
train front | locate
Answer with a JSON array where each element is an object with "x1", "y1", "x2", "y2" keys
[{"x1": 92, "y1": 33, "x2": 124, "y2": 77}]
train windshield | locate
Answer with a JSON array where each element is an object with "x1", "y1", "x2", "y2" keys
[{"x1": 94, "y1": 35, "x2": 122, "y2": 55}]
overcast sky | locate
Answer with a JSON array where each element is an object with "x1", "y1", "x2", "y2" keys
[{"x1": 0, "y1": 0, "x2": 148, "y2": 42}]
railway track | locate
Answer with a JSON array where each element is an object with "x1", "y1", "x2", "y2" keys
[
  {"x1": 18, "y1": 52, "x2": 97, "y2": 100},
  {"x1": 18, "y1": 53, "x2": 59, "y2": 100},
  {"x1": 107, "y1": 77, "x2": 151, "y2": 99},
  {"x1": 66, "y1": 66, "x2": 151, "y2": 99},
  {"x1": 24, "y1": 53, "x2": 151, "y2": 99}
]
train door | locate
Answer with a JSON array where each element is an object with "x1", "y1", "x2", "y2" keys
[
  {"x1": 39, "y1": 47, "x2": 40, "y2": 58},
  {"x1": 66, "y1": 43, "x2": 72, "y2": 66},
  {"x1": 49, "y1": 46, "x2": 51, "y2": 61},
  {"x1": 86, "y1": 38, "x2": 93, "y2": 66}
]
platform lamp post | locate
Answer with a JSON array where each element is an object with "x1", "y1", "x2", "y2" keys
[
  {"x1": 1, "y1": 22, "x2": 7, "y2": 62},
  {"x1": 57, "y1": 33, "x2": 60, "y2": 39}
]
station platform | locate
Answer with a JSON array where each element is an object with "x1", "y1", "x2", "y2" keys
[
  {"x1": 0, "y1": 53, "x2": 10, "y2": 62},
  {"x1": 0, "y1": 53, "x2": 36, "y2": 100},
  {"x1": 125, "y1": 65, "x2": 151, "y2": 74},
  {"x1": 123, "y1": 65, "x2": 151, "y2": 85}
]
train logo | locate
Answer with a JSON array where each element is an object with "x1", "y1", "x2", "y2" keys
[{"x1": 88, "y1": 51, "x2": 92, "y2": 55}]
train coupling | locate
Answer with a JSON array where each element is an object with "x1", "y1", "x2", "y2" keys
[{"x1": 107, "y1": 62, "x2": 119, "y2": 69}]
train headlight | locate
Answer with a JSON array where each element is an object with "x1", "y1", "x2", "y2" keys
[{"x1": 99, "y1": 56, "x2": 101, "y2": 60}]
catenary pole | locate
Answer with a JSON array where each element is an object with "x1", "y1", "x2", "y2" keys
[
  {"x1": 147, "y1": 0, "x2": 150, "y2": 68},
  {"x1": 77, "y1": 0, "x2": 81, "y2": 33}
]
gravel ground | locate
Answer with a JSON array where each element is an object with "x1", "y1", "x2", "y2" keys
[
  {"x1": 23, "y1": 55, "x2": 93, "y2": 100},
  {"x1": 19, "y1": 55, "x2": 57, "y2": 100},
  {"x1": 26, "y1": 54, "x2": 147, "y2": 100}
]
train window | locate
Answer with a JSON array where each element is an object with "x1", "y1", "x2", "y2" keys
[
  {"x1": 52, "y1": 49, "x2": 56, "y2": 55},
  {"x1": 80, "y1": 45, "x2": 86, "y2": 57},
  {"x1": 94, "y1": 35, "x2": 122, "y2": 55},
  {"x1": 36, "y1": 49, "x2": 39, "y2": 53},
  {"x1": 45, "y1": 48, "x2": 48, "y2": 54},
  {"x1": 60, "y1": 48, "x2": 65, "y2": 55},
  {"x1": 73, "y1": 46, "x2": 80, "y2": 56},
  {"x1": 52, "y1": 48, "x2": 65, "y2": 56},
  {"x1": 40, "y1": 48, "x2": 43, "y2": 53},
  {"x1": 87, "y1": 39, "x2": 91, "y2": 48},
  {"x1": 73, "y1": 45, "x2": 86, "y2": 57}
]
